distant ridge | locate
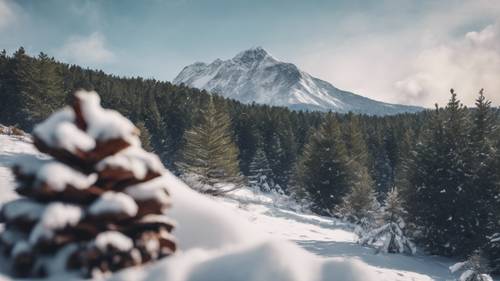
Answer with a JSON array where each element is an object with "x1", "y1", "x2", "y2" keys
[{"x1": 173, "y1": 47, "x2": 422, "y2": 115}]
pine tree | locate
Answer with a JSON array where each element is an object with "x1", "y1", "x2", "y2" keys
[
  {"x1": 360, "y1": 187, "x2": 416, "y2": 255},
  {"x1": 466, "y1": 90, "x2": 499, "y2": 244},
  {"x1": 404, "y1": 89, "x2": 472, "y2": 256},
  {"x1": 136, "y1": 121, "x2": 154, "y2": 152},
  {"x1": 9, "y1": 47, "x2": 39, "y2": 128},
  {"x1": 32, "y1": 52, "x2": 65, "y2": 123},
  {"x1": 466, "y1": 90, "x2": 500, "y2": 273},
  {"x1": 178, "y1": 97, "x2": 242, "y2": 194},
  {"x1": 343, "y1": 113, "x2": 369, "y2": 167},
  {"x1": 248, "y1": 146, "x2": 275, "y2": 192},
  {"x1": 294, "y1": 114, "x2": 352, "y2": 215},
  {"x1": 336, "y1": 166, "x2": 379, "y2": 228}
]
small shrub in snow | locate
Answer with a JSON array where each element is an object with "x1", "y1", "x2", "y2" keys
[
  {"x1": 247, "y1": 147, "x2": 278, "y2": 193},
  {"x1": 359, "y1": 188, "x2": 416, "y2": 255},
  {"x1": 449, "y1": 251, "x2": 493, "y2": 281},
  {"x1": 359, "y1": 222, "x2": 416, "y2": 255},
  {"x1": 0, "y1": 91, "x2": 176, "y2": 278}
]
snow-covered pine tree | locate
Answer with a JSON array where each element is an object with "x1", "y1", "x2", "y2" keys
[
  {"x1": 449, "y1": 250, "x2": 493, "y2": 281},
  {"x1": 336, "y1": 166, "x2": 379, "y2": 229},
  {"x1": 0, "y1": 91, "x2": 176, "y2": 277},
  {"x1": 248, "y1": 146, "x2": 275, "y2": 192},
  {"x1": 178, "y1": 97, "x2": 242, "y2": 194},
  {"x1": 464, "y1": 90, "x2": 500, "y2": 254},
  {"x1": 404, "y1": 89, "x2": 471, "y2": 256},
  {"x1": 359, "y1": 187, "x2": 416, "y2": 255}
]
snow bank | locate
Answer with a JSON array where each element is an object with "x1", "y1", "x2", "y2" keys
[
  {"x1": 163, "y1": 171, "x2": 262, "y2": 249},
  {"x1": 106, "y1": 172, "x2": 381, "y2": 281},
  {"x1": 110, "y1": 239, "x2": 376, "y2": 281}
]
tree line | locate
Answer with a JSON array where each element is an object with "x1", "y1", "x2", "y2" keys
[{"x1": 0, "y1": 48, "x2": 499, "y2": 270}]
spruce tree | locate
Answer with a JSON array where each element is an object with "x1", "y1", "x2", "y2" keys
[
  {"x1": 336, "y1": 167, "x2": 379, "y2": 228},
  {"x1": 466, "y1": 90, "x2": 499, "y2": 241},
  {"x1": 248, "y1": 146, "x2": 275, "y2": 192},
  {"x1": 136, "y1": 121, "x2": 154, "y2": 152},
  {"x1": 343, "y1": 113, "x2": 369, "y2": 167},
  {"x1": 294, "y1": 114, "x2": 352, "y2": 215},
  {"x1": 32, "y1": 52, "x2": 65, "y2": 123},
  {"x1": 178, "y1": 97, "x2": 242, "y2": 194},
  {"x1": 404, "y1": 89, "x2": 471, "y2": 256},
  {"x1": 9, "y1": 47, "x2": 39, "y2": 128}
]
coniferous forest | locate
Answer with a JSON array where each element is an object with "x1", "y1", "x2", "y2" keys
[{"x1": 1, "y1": 48, "x2": 499, "y2": 270}]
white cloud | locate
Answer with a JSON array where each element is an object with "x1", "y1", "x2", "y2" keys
[
  {"x1": 59, "y1": 32, "x2": 115, "y2": 65},
  {"x1": 396, "y1": 23, "x2": 500, "y2": 107},
  {"x1": 0, "y1": 0, "x2": 17, "y2": 30},
  {"x1": 293, "y1": 1, "x2": 500, "y2": 107}
]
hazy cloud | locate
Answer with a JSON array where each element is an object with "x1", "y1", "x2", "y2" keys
[
  {"x1": 295, "y1": 1, "x2": 500, "y2": 107},
  {"x1": 396, "y1": 23, "x2": 500, "y2": 107},
  {"x1": 0, "y1": 0, "x2": 17, "y2": 30},
  {"x1": 59, "y1": 32, "x2": 115, "y2": 65}
]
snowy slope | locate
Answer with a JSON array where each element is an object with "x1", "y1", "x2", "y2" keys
[
  {"x1": 173, "y1": 47, "x2": 423, "y2": 115},
  {"x1": 0, "y1": 134, "x2": 494, "y2": 281}
]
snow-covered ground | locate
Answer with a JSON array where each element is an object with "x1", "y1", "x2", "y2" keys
[
  {"x1": 218, "y1": 188, "x2": 467, "y2": 281},
  {"x1": 0, "y1": 134, "x2": 496, "y2": 281}
]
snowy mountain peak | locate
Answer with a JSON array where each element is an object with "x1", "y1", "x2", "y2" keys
[
  {"x1": 233, "y1": 46, "x2": 274, "y2": 63},
  {"x1": 173, "y1": 48, "x2": 422, "y2": 115}
]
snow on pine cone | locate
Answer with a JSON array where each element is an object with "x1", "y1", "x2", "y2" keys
[{"x1": 0, "y1": 90, "x2": 176, "y2": 278}]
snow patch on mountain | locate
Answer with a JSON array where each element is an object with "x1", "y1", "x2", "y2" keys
[{"x1": 173, "y1": 47, "x2": 423, "y2": 115}]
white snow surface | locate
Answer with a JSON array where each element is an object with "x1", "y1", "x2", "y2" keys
[
  {"x1": 173, "y1": 47, "x2": 422, "y2": 115},
  {"x1": 0, "y1": 134, "x2": 498, "y2": 281}
]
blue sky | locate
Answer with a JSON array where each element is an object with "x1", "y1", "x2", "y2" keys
[{"x1": 1, "y1": 0, "x2": 499, "y2": 107}]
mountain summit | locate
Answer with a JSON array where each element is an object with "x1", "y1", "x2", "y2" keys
[{"x1": 173, "y1": 47, "x2": 422, "y2": 115}]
